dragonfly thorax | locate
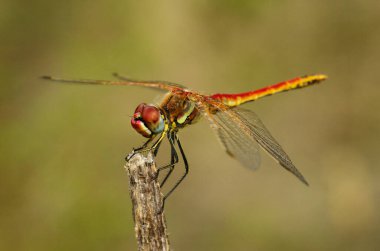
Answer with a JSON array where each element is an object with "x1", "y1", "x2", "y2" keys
[
  {"x1": 131, "y1": 103, "x2": 165, "y2": 138},
  {"x1": 161, "y1": 93, "x2": 201, "y2": 128}
]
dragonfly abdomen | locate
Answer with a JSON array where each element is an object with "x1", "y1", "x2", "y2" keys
[{"x1": 210, "y1": 74, "x2": 327, "y2": 107}]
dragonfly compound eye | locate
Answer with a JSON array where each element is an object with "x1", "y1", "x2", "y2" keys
[{"x1": 131, "y1": 103, "x2": 164, "y2": 138}]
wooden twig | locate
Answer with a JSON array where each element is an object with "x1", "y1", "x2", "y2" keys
[{"x1": 125, "y1": 152, "x2": 170, "y2": 251}]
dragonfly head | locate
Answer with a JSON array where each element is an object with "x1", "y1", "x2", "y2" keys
[{"x1": 131, "y1": 103, "x2": 165, "y2": 138}]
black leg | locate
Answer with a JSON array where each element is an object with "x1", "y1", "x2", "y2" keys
[
  {"x1": 125, "y1": 137, "x2": 155, "y2": 161},
  {"x1": 153, "y1": 141, "x2": 162, "y2": 156},
  {"x1": 160, "y1": 135, "x2": 189, "y2": 212},
  {"x1": 157, "y1": 133, "x2": 178, "y2": 188},
  {"x1": 126, "y1": 131, "x2": 166, "y2": 161}
]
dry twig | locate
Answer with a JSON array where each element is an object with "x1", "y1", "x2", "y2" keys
[{"x1": 125, "y1": 152, "x2": 170, "y2": 251}]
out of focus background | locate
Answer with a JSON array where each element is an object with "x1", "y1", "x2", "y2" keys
[{"x1": 1, "y1": 0, "x2": 379, "y2": 250}]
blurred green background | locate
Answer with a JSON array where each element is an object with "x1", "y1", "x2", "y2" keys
[{"x1": 1, "y1": 0, "x2": 380, "y2": 250}]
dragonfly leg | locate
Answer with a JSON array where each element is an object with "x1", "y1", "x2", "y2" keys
[
  {"x1": 158, "y1": 135, "x2": 188, "y2": 213},
  {"x1": 150, "y1": 130, "x2": 167, "y2": 151},
  {"x1": 156, "y1": 132, "x2": 179, "y2": 187},
  {"x1": 126, "y1": 137, "x2": 154, "y2": 161},
  {"x1": 153, "y1": 140, "x2": 162, "y2": 156},
  {"x1": 126, "y1": 130, "x2": 167, "y2": 161}
]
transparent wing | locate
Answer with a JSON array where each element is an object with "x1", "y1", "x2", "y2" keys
[
  {"x1": 41, "y1": 74, "x2": 186, "y2": 92},
  {"x1": 112, "y1": 73, "x2": 187, "y2": 89},
  {"x1": 215, "y1": 109, "x2": 261, "y2": 170},
  {"x1": 200, "y1": 99, "x2": 308, "y2": 185},
  {"x1": 198, "y1": 102, "x2": 261, "y2": 170},
  {"x1": 230, "y1": 107, "x2": 308, "y2": 185}
]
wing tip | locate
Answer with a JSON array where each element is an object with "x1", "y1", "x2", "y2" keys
[
  {"x1": 113, "y1": 72, "x2": 125, "y2": 79},
  {"x1": 298, "y1": 175, "x2": 309, "y2": 186},
  {"x1": 41, "y1": 75, "x2": 52, "y2": 80},
  {"x1": 280, "y1": 162, "x2": 310, "y2": 186},
  {"x1": 292, "y1": 169, "x2": 309, "y2": 186}
]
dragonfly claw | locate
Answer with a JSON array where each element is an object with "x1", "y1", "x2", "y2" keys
[
  {"x1": 156, "y1": 200, "x2": 165, "y2": 215},
  {"x1": 126, "y1": 150, "x2": 137, "y2": 161},
  {"x1": 126, "y1": 146, "x2": 153, "y2": 161},
  {"x1": 152, "y1": 172, "x2": 159, "y2": 182}
]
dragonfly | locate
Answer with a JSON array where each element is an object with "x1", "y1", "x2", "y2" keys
[{"x1": 43, "y1": 73, "x2": 327, "y2": 208}]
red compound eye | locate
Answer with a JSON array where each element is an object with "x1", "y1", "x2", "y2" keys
[
  {"x1": 131, "y1": 103, "x2": 164, "y2": 138},
  {"x1": 131, "y1": 119, "x2": 151, "y2": 138},
  {"x1": 134, "y1": 103, "x2": 146, "y2": 114},
  {"x1": 142, "y1": 105, "x2": 160, "y2": 124}
]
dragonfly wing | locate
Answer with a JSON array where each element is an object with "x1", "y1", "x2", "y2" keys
[
  {"x1": 199, "y1": 103, "x2": 261, "y2": 170},
  {"x1": 112, "y1": 73, "x2": 187, "y2": 89},
  {"x1": 228, "y1": 107, "x2": 308, "y2": 185},
  {"x1": 200, "y1": 98, "x2": 308, "y2": 185},
  {"x1": 41, "y1": 75, "x2": 186, "y2": 92},
  {"x1": 216, "y1": 114, "x2": 262, "y2": 170}
]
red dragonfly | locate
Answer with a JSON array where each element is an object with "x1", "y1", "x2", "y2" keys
[{"x1": 43, "y1": 73, "x2": 326, "y2": 206}]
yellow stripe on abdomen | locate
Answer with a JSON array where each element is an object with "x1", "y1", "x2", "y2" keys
[{"x1": 210, "y1": 74, "x2": 327, "y2": 107}]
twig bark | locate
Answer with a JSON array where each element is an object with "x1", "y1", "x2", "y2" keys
[{"x1": 125, "y1": 152, "x2": 170, "y2": 251}]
